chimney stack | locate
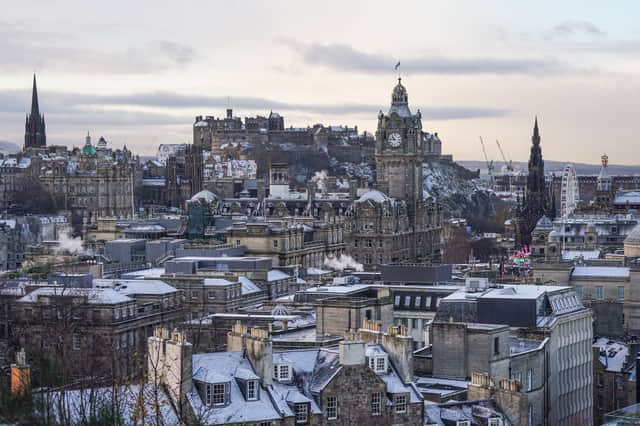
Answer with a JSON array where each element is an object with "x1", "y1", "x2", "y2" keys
[
  {"x1": 339, "y1": 341, "x2": 366, "y2": 366},
  {"x1": 11, "y1": 348, "x2": 31, "y2": 396}
]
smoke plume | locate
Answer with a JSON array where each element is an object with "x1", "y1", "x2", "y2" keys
[{"x1": 323, "y1": 254, "x2": 363, "y2": 272}]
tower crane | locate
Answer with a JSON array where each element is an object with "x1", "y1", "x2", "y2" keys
[
  {"x1": 479, "y1": 136, "x2": 494, "y2": 190},
  {"x1": 495, "y1": 139, "x2": 514, "y2": 172}
]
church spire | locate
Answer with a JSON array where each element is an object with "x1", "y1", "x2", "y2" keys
[
  {"x1": 31, "y1": 74, "x2": 40, "y2": 117},
  {"x1": 24, "y1": 73, "x2": 46, "y2": 149}
]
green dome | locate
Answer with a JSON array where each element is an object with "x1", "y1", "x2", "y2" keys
[{"x1": 82, "y1": 143, "x2": 97, "y2": 156}]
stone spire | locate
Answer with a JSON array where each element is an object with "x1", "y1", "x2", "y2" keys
[
  {"x1": 31, "y1": 74, "x2": 40, "y2": 117},
  {"x1": 24, "y1": 74, "x2": 46, "y2": 149}
]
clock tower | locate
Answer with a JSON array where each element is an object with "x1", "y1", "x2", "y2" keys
[{"x1": 375, "y1": 78, "x2": 424, "y2": 216}]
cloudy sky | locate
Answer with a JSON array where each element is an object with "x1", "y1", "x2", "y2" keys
[{"x1": 1, "y1": 0, "x2": 639, "y2": 163}]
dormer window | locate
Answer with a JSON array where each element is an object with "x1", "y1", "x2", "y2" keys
[
  {"x1": 247, "y1": 380, "x2": 258, "y2": 400},
  {"x1": 205, "y1": 382, "x2": 230, "y2": 406},
  {"x1": 368, "y1": 356, "x2": 387, "y2": 374},
  {"x1": 273, "y1": 364, "x2": 292, "y2": 381}
]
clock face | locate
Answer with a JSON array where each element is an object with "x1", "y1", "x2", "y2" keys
[{"x1": 387, "y1": 132, "x2": 401, "y2": 148}]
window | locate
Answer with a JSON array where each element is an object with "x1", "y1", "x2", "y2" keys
[
  {"x1": 235, "y1": 239, "x2": 240, "y2": 247},
  {"x1": 273, "y1": 239, "x2": 278, "y2": 248},
  {"x1": 191, "y1": 290, "x2": 199, "y2": 300},
  {"x1": 208, "y1": 291, "x2": 216, "y2": 300},
  {"x1": 274, "y1": 364, "x2": 291, "y2": 381},
  {"x1": 371, "y1": 392, "x2": 382, "y2": 415},
  {"x1": 415, "y1": 296, "x2": 421, "y2": 307},
  {"x1": 404, "y1": 296, "x2": 411, "y2": 306},
  {"x1": 527, "y1": 368, "x2": 533, "y2": 391},
  {"x1": 456, "y1": 421, "x2": 471, "y2": 426},
  {"x1": 435, "y1": 297, "x2": 440, "y2": 307},
  {"x1": 425, "y1": 296, "x2": 432, "y2": 306},
  {"x1": 376, "y1": 357, "x2": 386, "y2": 372},
  {"x1": 247, "y1": 380, "x2": 257, "y2": 400},
  {"x1": 575, "y1": 285, "x2": 583, "y2": 299},
  {"x1": 394, "y1": 295, "x2": 400, "y2": 306},
  {"x1": 207, "y1": 383, "x2": 226, "y2": 405},
  {"x1": 489, "y1": 420, "x2": 502, "y2": 426},
  {"x1": 596, "y1": 286, "x2": 604, "y2": 300},
  {"x1": 394, "y1": 394, "x2": 407, "y2": 413},
  {"x1": 412, "y1": 319, "x2": 419, "y2": 329},
  {"x1": 295, "y1": 403, "x2": 308, "y2": 423},
  {"x1": 327, "y1": 396, "x2": 337, "y2": 420},
  {"x1": 618, "y1": 286, "x2": 625, "y2": 300},
  {"x1": 72, "y1": 333, "x2": 80, "y2": 351},
  {"x1": 493, "y1": 337, "x2": 500, "y2": 355}
]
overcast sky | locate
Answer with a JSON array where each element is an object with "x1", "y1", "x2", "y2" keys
[{"x1": 2, "y1": 0, "x2": 640, "y2": 163}]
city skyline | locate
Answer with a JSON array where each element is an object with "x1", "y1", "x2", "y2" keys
[{"x1": 1, "y1": 0, "x2": 640, "y2": 163}]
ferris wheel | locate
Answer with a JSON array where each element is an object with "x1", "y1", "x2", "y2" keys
[{"x1": 560, "y1": 164, "x2": 579, "y2": 217}]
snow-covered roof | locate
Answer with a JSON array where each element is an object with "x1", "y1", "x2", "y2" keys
[
  {"x1": 238, "y1": 276, "x2": 262, "y2": 295},
  {"x1": 615, "y1": 190, "x2": 640, "y2": 205},
  {"x1": 18, "y1": 287, "x2": 132, "y2": 305},
  {"x1": 189, "y1": 352, "x2": 282, "y2": 424},
  {"x1": 562, "y1": 249, "x2": 600, "y2": 260},
  {"x1": 189, "y1": 189, "x2": 217, "y2": 203},
  {"x1": 572, "y1": 266, "x2": 630, "y2": 279},
  {"x1": 93, "y1": 279, "x2": 178, "y2": 296},
  {"x1": 268, "y1": 269, "x2": 291, "y2": 282},
  {"x1": 594, "y1": 337, "x2": 629, "y2": 373},
  {"x1": 204, "y1": 278, "x2": 234, "y2": 287},
  {"x1": 356, "y1": 189, "x2": 391, "y2": 204}
]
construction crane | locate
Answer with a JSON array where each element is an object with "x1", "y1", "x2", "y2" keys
[
  {"x1": 479, "y1": 136, "x2": 494, "y2": 190},
  {"x1": 495, "y1": 139, "x2": 514, "y2": 172}
]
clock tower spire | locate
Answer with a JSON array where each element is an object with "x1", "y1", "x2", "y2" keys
[{"x1": 375, "y1": 78, "x2": 424, "y2": 214}]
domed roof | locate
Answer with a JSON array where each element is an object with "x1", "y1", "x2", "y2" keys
[
  {"x1": 356, "y1": 189, "x2": 391, "y2": 204},
  {"x1": 535, "y1": 215, "x2": 553, "y2": 229},
  {"x1": 548, "y1": 230, "x2": 560, "y2": 240},
  {"x1": 189, "y1": 189, "x2": 217, "y2": 203},
  {"x1": 194, "y1": 120, "x2": 209, "y2": 127},
  {"x1": 625, "y1": 224, "x2": 640, "y2": 245},
  {"x1": 389, "y1": 78, "x2": 412, "y2": 117}
]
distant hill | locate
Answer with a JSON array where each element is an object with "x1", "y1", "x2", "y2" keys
[
  {"x1": 458, "y1": 160, "x2": 640, "y2": 176},
  {"x1": 0, "y1": 140, "x2": 20, "y2": 154}
]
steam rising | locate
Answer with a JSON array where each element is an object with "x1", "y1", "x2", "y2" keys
[
  {"x1": 323, "y1": 254, "x2": 363, "y2": 272},
  {"x1": 311, "y1": 170, "x2": 328, "y2": 193},
  {"x1": 54, "y1": 231, "x2": 84, "y2": 254}
]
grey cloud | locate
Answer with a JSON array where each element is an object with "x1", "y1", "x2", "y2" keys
[
  {"x1": 280, "y1": 38, "x2": 572, "y2": 75},
  {"x1": 0, "y1": 22, "x2": 196, "y2": 74},
  {"x1": 547, "y1": 20, "x2": 606, "y2": 40}
]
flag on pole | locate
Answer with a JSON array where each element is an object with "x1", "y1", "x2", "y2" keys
[{"x1": 394, "y1": 61, "x2": 401, "y2": 70}]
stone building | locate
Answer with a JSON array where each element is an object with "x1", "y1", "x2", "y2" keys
[
  {"x1": 593, "y1": 337, "x2": 638, "y2": 424},
  {"x1": 434, "y1": 283, "x2": 593, "y2": 426},
  {"x1": 38, "y1": 133, "x2": 134, "y2": 222},
  {"x1": 227, "y1": 218, "x2": 346, "y2": 269},
  {"x1": 141, "y1": 323, "x2": 425, "y2": 425},
  {"x1": 3, "y1": 279, "x2": 183, "y2": 382},
  {"x1": 533, "y1": 263, "x2": 640, "y2": 337},
  {"x1": 347, "y1": 79, "x2": 443, "y2": 269}
]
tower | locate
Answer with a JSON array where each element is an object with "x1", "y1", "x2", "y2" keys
[
  {"x1": 516, "y1": 118, "x2": 551, "y2": 247},
  {"x1": 595, "y1": 153, "x2": 612, "y2": 209},
  {"x1": 24, "y1": 74, "x2": 46, "y2": 149},
  {"x1": 374, "y1": 78, "x2": 423, "y2": 217}
]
